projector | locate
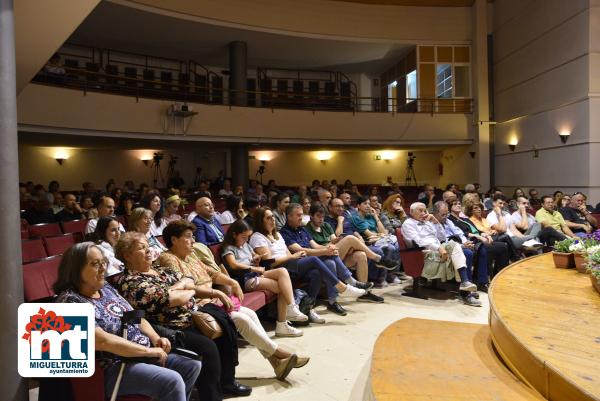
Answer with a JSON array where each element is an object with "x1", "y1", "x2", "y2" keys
[{"x1": 171, "y1": 103, "x2": 192, "y2": 113}]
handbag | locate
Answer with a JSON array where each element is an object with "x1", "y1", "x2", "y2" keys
[{"x1": 191, "y1": 311, "x2": 223, "y2": 339}]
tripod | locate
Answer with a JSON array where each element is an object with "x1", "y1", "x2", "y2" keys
[
  {"x1": 405, "y1": 163, "x2": 417, "y2": 187},
  {"x1": 255, "y1": 164, "x2": 266, "y2": 185},
  {"x1": 152, "y1": 160, "x2": 164, "y2": 188},
  {"x1": 167, "y1": 156, "x2": 177, "y2": 180}
]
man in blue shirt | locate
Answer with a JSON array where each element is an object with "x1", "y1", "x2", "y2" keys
[
  {"x1": 192, "y1": 197, "x2": 225, "y2": 246},
  {"x1": 280, "y1": 203, "x2": 377, "y2": 315}
]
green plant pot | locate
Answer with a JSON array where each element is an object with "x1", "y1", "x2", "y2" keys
[
  {"x1": 574, "y1": 252, "x2": 588, "y2": 273},
  {"x1": 552, "y1": 251, "x2": 575, "y2": 268},
  {"x1": 591, "y1": 275, "x2": 600, "y2": 295}
]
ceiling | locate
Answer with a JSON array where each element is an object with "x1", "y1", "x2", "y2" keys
[
  {"x1": 67, "y1": 1, "x2": 412, "y2": 74},
  {"x1": 333, "y1": 0, "x2": 474, "y2": 6}
]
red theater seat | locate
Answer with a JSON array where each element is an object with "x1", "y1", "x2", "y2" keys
[
  {"x1": 60, "y1": 219, "x2": 88, "y2": 242},
  {"x1": 395, "y1": 228, "x2": 427, "y2": 299},
  {"x1": 22, "y1": 238, "x2": 48, "y2": 263},
  {"x1": 22, "y1": 255, "x2": 62, "y2": 302},
  {"x1": 28, "y1": 222, "x2": 62, "y2": 238},
  {"x1": 71, "y1": 361, "x2": 151, "y2": 401},
  {"x1": 209, "y1": 244, "x2": 222, "y2": 265},
  {"x1": 44, "y1": 233, "x2": 75, "y2": 256}
]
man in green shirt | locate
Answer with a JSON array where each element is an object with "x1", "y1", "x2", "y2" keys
[{"x1": 535, "y1": 195, "x2": 577, "y2": 240}]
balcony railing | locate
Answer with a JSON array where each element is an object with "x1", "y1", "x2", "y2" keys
[{"x1": 33, "y1": 66, "x2": 473, "y2": 114}]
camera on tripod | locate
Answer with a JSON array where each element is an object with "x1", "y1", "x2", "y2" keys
[
  {"x1": 407, "y1": 152, "x2": 416, "y2": 167},
  {"x1": 152, "y1": 152, "x2": 164, "y2": 166}
]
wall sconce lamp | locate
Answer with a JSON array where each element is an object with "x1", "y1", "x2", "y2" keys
[
  {"x1": 469, "y1": 151, "x2": 476, "y2": 159},
  {"x1": 316, "y1": 151, "x2": 332, "y2": 164},
  {"x1": 54, "y1": 149, "x2": 69, "y2": 165},
  {"x1": 141, "y1": 158, "x2": 152, "y2": 166},
  {"x1": 381, "y1": 150, "x2": 395, "y2": 163},
  {"x1": 55, "y1": 158, "x2": 66, "y2": 166},
  {"x1": 508, "y1": 138, "x2": 518, "y2": 152},
  {"x1": 559, "y1": 130, "x2": 570, "y2": 144}
]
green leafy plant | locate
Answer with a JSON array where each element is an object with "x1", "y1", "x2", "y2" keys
[
  {"x1": 553, "y1": 238, "x2": 575, "y2": 253},
  {"x1": 587, "y1": 251, "x2": 600, "y2": 279}
]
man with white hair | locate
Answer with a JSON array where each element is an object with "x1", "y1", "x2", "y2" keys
[
  {"x1": 317, "y1": 188, "x2": 333, "y2": 206},
  {"x1": 464, "y1": 184, "x2": 476, "y2": 194},
  {"x1": 401, "y1": 202, "x2": 477, "y2": 293}
]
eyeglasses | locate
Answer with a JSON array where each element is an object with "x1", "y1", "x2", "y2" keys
[{"x1": 88, "y1": 259, "x2": 108, "y2": 270}]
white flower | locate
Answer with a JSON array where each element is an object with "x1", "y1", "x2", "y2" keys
[
  {"x1": 585, "y1": 245, "x2": 600, "y2": 256},
  {"x1": 569, "y1": 242, "x2": 585, "y2": 252}
]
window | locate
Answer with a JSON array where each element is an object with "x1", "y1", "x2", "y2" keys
[
  {"x1": 454, "y1": 65, "x2": 470, "y2": 97},
  {"x1": 387, "y1": 81, "x2": 397, "y2": 112},
  {"x1": 436, "y1": 64, "x2": 452, "y2": 99},
  {"x1": 406, "y1": 70, "x2": 417, "y2": 103}
]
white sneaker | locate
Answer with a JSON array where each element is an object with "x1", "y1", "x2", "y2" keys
[
  {"x1": 275, "y1": 321, "x2": 303, "y2": 337},
  {"x1": 459, "y1": 280, "x2": 477, "y2": 292},
  {"x1": 285, "y1": 304, "x2": 308, "y2": 322},
  {"x1": 339, "y1": 284, "x2": 366, "y2": 299},
  {"x1": 308, "y1": 309, "x2": 326, "y2": 324}
]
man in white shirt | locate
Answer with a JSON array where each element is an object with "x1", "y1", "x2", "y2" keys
[
  {"x1": 84, "y1": 196, "x2": 125, "y2": 234},
  {"x1": 401, "y1": 202, "x2": 477, "y2": 293},
  {"x1": 487, "y1": 195, "x2": 541, "y2": 251}
]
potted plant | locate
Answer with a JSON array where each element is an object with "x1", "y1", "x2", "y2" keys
[
  {"x1": 552, "y1": 238, "x2": 575, "y2": 268},
  {"x1": 587, "y1": 251, "x2": 600, "y2": 294},
  {"x1": 569, "y1": 240, "x2": 587, "y2": 272}
]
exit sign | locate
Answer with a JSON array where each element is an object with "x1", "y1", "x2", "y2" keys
[{"x1": 374, "y1": 155, "x2": 382, "y2": 160}]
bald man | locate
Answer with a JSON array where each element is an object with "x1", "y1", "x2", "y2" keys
[{"x1": 191, "y1": 197, "x2": 225, "y2": 245}]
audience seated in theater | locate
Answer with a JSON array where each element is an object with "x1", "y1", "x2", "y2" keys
[
  {"x1": 535, "y1": 195, "x2": 578, "y2": 241},
  {"x1": 554, "y1": 191, "x2": 567, "y2": 208},
  {"x1": 196, "y1": 181, "x2": 212, "y2": 199},
  {"x1": 163, "y1": 195, "x2": 182, "y2": 223},
  {"x1": 464, "y1": 183, "x2": 476, "y2": 195},
  {"x1": 54, "y1": 193, "x2": 84, "y2": 222},
  {"x1": 309, "y1": 180, "x2": 321, "y2": 197},
  {"x1": 401, "y1": 202, "x2": 478, "y2": 293},
  {"x1": 23, "y1": 196, "x2": 56, "y2": 225},
  {"x1": 300, "y1": 196, "x2": 312, "y2": 225},
  {"x1": 85, "y1": 196, "x2": 124, "y2": 234},
  {"x1": 528, "y1": 188, "x2": 542, "y2": 208},
  {"x1": 105, "y1": 179, "x2": 116, "y2": 196},
  {"x1": 115, "y1": 232, "x2": 250, "y2": 399},
  {"x1": 253, "y1": 184, "x2": 267, "y2": 206},
  {"x1": 93, "y1": 216, "x2": 125, "y2": 276},
  {"x1": 50, "y1": 192, "x2": 63, "y2": 214},
  {"x1": 558, "y1": 193, "x2": 598, "y2": 237},
  {"x1": 343, "y1": 179, "x2": 353, "y2": 192},
  {"x1": 217, "y1": 195, "x2": 245, "y2": 225},
  {"x1": 486, "y1": 194, "x2": 543, "y2": 252},
  {"x1": 249, "y1": 208, "x2": 330, "y2": 324},
  {"x1": 464, "y1": 202, "x2": 519, "y2": 262},
  {"x1": 447, "y1": 199, "x2": 510, "y2": 277},
  {"x1": 191, "y1": 197, "x2": 225, "y2": 246},
  {"x1": 115, "y1": 192, "x2": 134, "y2": 218},
  {"x1": 442, "y1": 190, "x2": 458, "y2": 204},
  {"x1": 381, "y1": 176, "x2": 394, "y2": 187},
  {"x1": 243, "y1": 197, "x2": 259, "y2": 228},
  {"x1": 141, "y1": 192, "x2": 167, "y2": 236},
  {"x1": 368, "y1": 194, "x2": 381, "y2": 215},
  {"x1": 305, "y1": 204, "x2": 389, "y2": 302},
  {"x1": 54, "y1": 242, "x2": 201, "y2": 401},
  {"x1": 349, "y1": 184, "x2": 362, "y2": 203},
  {"x1": 270, "y1": 192, "x2": 291, "y2": 231},
  {"x1": 328, "y1": 184, "x2": 338, "y2": 199},
  {"x1": 351, "y1": 197, "x2": 401, "y2": 268},
  {"x1": 317, "y1": 189, "x2": 333, "y2": 207},
  {"x1": 221, "y1": 219, "x2": 308, "y2": 337},
  {"x1": 218, "y1": 179, "x2": 233, "y2": 197},
  {"x1": 417, "y1": 184, "x2": 438, "y2": 211},
  {"x1": 159, "y1": 221, "x2": 309, "y2": 380},
  {"x1": 483, "y1": 188, "x2": 502, "y2": 210},
  {"x1": 379, "y1": 194, "x2": 407, "y2": 233},
  {"x1": 325, "y1": 197, "x2": 358, "y2": 239},
  {"x1": 511, "y1": 196, "x2": 565, "y2": 246},
  {"x1": 80, "y1": 194, "x2": 97, "y2": 219},
  {"x1": 291, "y1": 185, "x2": 308, "y2": 203},
  {"x1": 82, "y1": 181, "x2": 97, "y2": 198},
  {"x1": 432, "y1": 201, "x2": 487, "y2": 305},
  {"x1": 128, "y1": 207, "x2": 167, "y2": 261},
  {"x1": 167, "y1": 170, "x2": 185, "y2": 189},
  {"x1": 280, "y1": 203, "x2": 369, "y2": 316},
  {"x1": 369, "y1": 186, "x2": 382, "y2": 203}
]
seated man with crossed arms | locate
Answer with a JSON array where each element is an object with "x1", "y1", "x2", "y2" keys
[{"x1": 401, "y1": 202, "x2": 477, "y2": 293}]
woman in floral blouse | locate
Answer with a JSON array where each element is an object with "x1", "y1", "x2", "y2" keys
[
  {"x1": 159, "y1": 220, "x2": 309, "y2": 381},
  {"x1": 115, "y1": 232, "x2": 250, "y2": 400},
  {"x1": 54, "y1": 242, "x2": 201, "y2": 401}
]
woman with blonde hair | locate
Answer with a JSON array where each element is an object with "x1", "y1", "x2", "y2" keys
[{"x1": 128, "y1": 207, "x2": 167, "y2": 261}]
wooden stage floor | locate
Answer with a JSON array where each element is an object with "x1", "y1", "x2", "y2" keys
[
  {"x1": 489, "y1": 253, "x2": 600, "y2": 401},
  {"x1": 370, "y1": 318, "x2": 544, "y2": 401}
]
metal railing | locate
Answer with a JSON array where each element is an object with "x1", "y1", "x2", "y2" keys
[{"x1": 34, "y1": 66, "x2": 473, "y2": 114}]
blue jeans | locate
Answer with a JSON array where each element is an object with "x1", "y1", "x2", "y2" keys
[
  {"x1": 104, "y1": 353, "x2": 202, "y2": 401},
  {"x1": 321, "y1": 256, "x2": 353, "y2": 302},
  {"x1": 463, "y1": 246, "x2": 489, "y2": 285},
  {"x1": 287, "y1": 256, "x2": 341, "y2": 300},
  {"x1": 366, "y1": 246, "x2": 387, "y2": 282}
]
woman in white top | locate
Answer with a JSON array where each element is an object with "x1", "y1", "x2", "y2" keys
[
  {"x1": 218, "y1": 178, "x2": 233, "y2": 197},
  {"x1": 249, "y1": 208, "x2": 365, "y2": 324},
  {"x1": 300, "y1": 196, "x2": 311, "y2": 226},
  {"x1": 92, "y1": 215, "x2": 125, "y2": 276},
  {"x1": 141, "y1": 192, "x2": 167, "y2": 236},
  {"x1": 216, "y1": 195, "x2": 245, "y2": 225}
]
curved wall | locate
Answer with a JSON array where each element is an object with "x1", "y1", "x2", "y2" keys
[{"x1": 114, "y1": 0, "x2": 472, "y2": 43}]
